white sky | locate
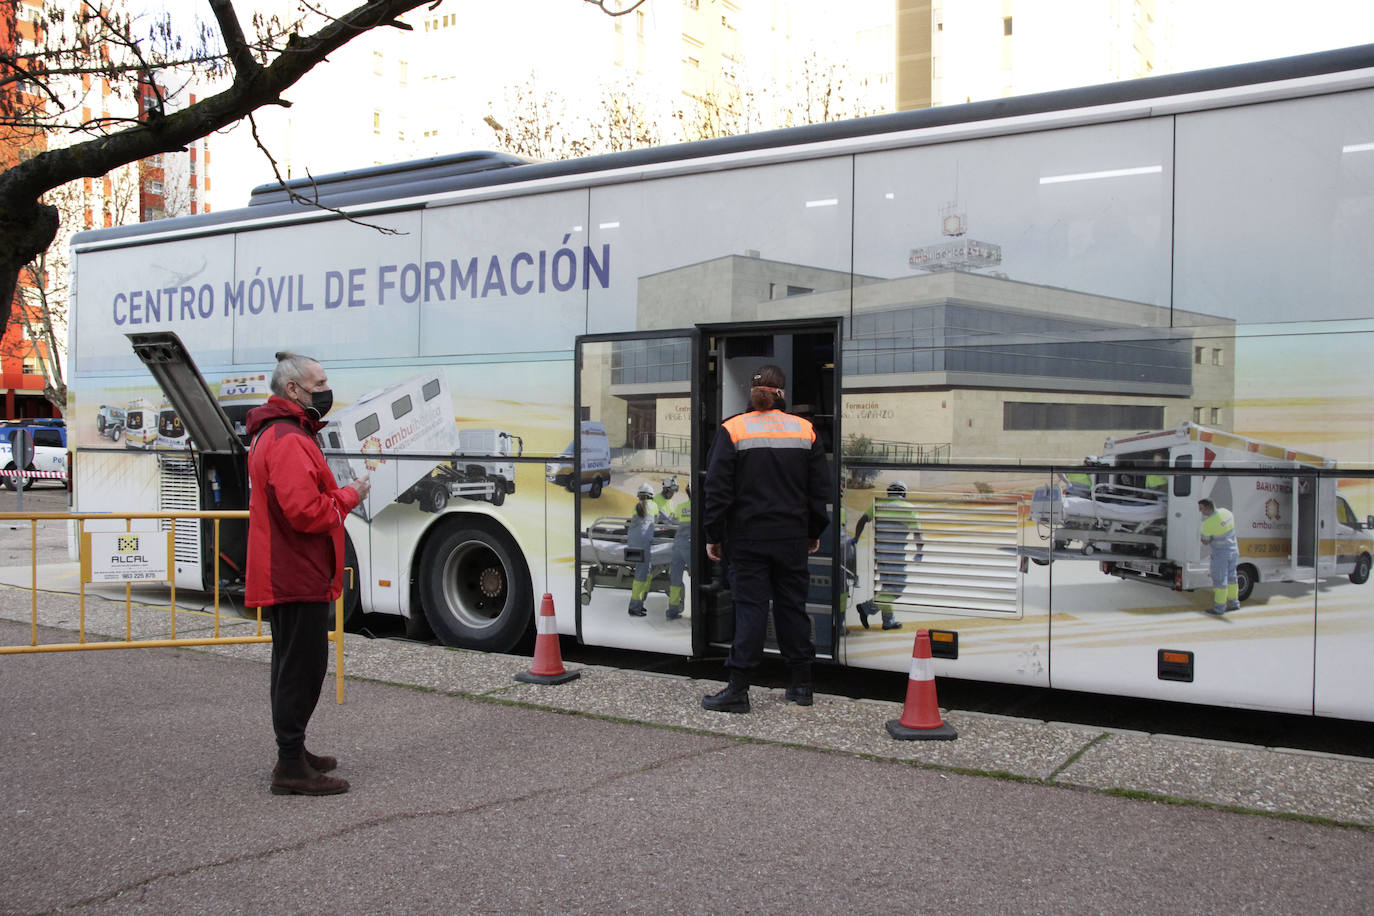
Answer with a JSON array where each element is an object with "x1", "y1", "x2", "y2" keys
[
  {"x1": 1168, "y1": 0, "x2": 1374, "y2": 70},
  {"x1": 141, "y1": 0, "x2": 1374, "y2": 70}
]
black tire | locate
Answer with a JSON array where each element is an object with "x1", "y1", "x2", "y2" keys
[
  {"x1": 2, "y1": 462, "x2": 33, "y2": 491},
  {"x1": 423, "y1": 482, "x2": 449, "y2": 513},
  {"x1": 340, "y1": 536, "x2": 364, "y2": 630},
  {"x1": 589, "y1": 477, "x2": 603, "y2": 498},
  {"x1": 97, "y1": 416, "x2": 106, "y2": 433},
  {"x1": 112, "y1": 427, "x2": 122, "y2": 442},
  {"x1": 1236, "y1": 564, "x2": 1258, "y2": 603},
  {"x1": 490, "y1": 484, "x2": 505, "y2": 507},
  {"x1": 419, "y1": 517, "x2": 532, "y2": 651},
  {"x1": 1350, "y1": 552, "x2": 1371, "y2": 585}
]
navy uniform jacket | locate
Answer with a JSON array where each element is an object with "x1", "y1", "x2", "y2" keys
[{"x1": 703, "y1": 408, "x2": 830, "y2": 545}]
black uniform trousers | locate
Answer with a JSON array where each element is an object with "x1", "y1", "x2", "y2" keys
[
  {"x1": 268, "y1": 601, "x2": 331, "y2": 761},
  {"x1": 725, "y1": 537, "x2": 816, "y2": 673}
]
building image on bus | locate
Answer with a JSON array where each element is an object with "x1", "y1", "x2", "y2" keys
[{"x1": 66, "y1": 46, "x2": 1374, "y2": 722}]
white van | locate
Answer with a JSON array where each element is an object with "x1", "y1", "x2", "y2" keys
[
  {"x1": 546, "y1": 421, "x2": 611, "y2": 497},
  {"x1": 123, "y1": 398, "x2": 158, "y2": 450}
]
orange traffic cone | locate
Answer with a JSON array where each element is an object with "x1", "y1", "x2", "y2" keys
[
  {"x1": 885, "y1": 629, "x2": 957, "y2": 740},
  {"x1": 515, "y1": 593, "x2": 580, "y2": 685}
]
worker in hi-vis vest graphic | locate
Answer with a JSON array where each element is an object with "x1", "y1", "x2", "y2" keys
[
  {"x1": 664, "y1": 483, "x2": 691, "y2": 621},
  {"x1": 1198, "y1": 497, "x2": 1241, "y2": 616},
  {"x1": 872, "y1": 481, "x2": 922, "y2": 626},
  {"x1": 626, "y1": 483, "x2": 657, "y2": 617}
]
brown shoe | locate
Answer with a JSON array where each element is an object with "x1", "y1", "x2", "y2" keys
[
  {"x1": 303, "y1": 749, "x2": 338, "y2": 773},
  {"x1": 270, "y1": 757, "x2": 350, "y2": 796}
]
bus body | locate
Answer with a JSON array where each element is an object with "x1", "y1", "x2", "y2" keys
[{"x1": 67, "y1": 45, "x2": 1374, "y2": 720}]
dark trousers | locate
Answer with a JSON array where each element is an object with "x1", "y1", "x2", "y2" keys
[
  {"x1": 725, "y1": 538, "x2": 815, "y2": 673},
  {"x1": 268, "y1": 601, "x2": 330, "y2": 761}
]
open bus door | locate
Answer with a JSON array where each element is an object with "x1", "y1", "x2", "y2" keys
[
  {"x1": 572, "y1": 319, "x2": 842, "y2": 661},
  {"x1": 125, "y1": 332, "x2": 251, "y2": 590},
  {"x1": 693, "y1": 319, "x2": 843, "y2": 662}
]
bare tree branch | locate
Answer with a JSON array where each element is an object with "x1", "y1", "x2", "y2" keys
[
  {"x1": 247, "y1": 111, "x2": 403, "y2": 235},
  {"x1": 0, "y1": 0, "x2": 436, "y2": 335},
  {"x1": 581, "y1": 0, "x2": 649, "y2": 16}
]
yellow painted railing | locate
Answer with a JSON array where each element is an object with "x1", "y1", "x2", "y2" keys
[{"x1": 0, "y1": 510, "x2": 346, "y2": 704}]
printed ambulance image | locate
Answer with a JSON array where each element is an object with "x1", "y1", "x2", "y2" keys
[
  {"x1": 546, "y1": 420, "x2": 611, "y2": 497},
  {"x1": 1032, "y1": 423, "x2": 1374, "y2": 601},
  {"x1": 122, "y1": 398, "x2": 158, "y2": 450},
  {"x1": 216, "y1": 374, "x2": 270, "y2": 443},
  {"x1": 156, "y1": 399, "x2": 190, "y2": 449},
  {"x1": 319, "y1": 370, "x2": 521, "y2": 521}
]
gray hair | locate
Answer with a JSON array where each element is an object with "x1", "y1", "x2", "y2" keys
[{"x1": 270, "y1": 351, "x2": 319, "y2": 397}]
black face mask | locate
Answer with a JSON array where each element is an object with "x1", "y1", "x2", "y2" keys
[{"x1": 302, "y1": 388, "x2": 333, "y2": 420}]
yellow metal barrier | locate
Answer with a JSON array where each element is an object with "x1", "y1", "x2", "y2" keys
[{"x1": 0, "y1": 510, "x2": 346, "y2": 704}]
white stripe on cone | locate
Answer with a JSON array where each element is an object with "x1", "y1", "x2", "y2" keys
[
  {"x1": 907, "y1": 655, "x2": 934, "y2": 682},
  {"x1": 536, "y1": 614, "x2": 558, "y2": 635}
]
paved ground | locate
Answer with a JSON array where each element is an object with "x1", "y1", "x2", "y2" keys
[{"x1": 2, "y1": 568, "x2": 1374, "y2": 913}]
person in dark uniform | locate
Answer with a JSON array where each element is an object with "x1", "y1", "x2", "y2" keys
[{"x1": 701, "y1": 364, "x2": 830, "y2": 713}]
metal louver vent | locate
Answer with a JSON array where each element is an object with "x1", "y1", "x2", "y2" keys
[
  {"x1": 157, "y1": 454, "x2": 202, "y2": 573},
  {"x1": 873, "y1": 492, "x2": 1022, "y2": 616}
]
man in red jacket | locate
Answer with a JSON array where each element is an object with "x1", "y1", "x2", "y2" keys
[{"x1": 247, "y1": 351, "x2": 370, "y2": 796}]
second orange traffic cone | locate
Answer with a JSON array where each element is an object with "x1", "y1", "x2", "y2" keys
[
  {"x1": 885, "y1": 629, "x2": 957, "y2": 741},
  {"x1": 515, "y1": 593, "x2": 580, "y2": 685}
]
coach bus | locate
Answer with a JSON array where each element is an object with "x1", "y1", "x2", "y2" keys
[{"x1": 67, "y1": 44, "x2": 1374, "y2": 721}]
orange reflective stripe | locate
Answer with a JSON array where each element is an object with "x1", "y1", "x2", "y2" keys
[{"x1": 723, "y1": 411, "x2": 815, "y2": 450}]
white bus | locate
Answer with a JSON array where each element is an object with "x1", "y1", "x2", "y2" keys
[{"x1": 68, "y1": 45, "x2": 1374, "y2": 720}]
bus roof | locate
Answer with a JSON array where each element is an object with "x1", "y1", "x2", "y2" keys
[{"x1": 71, "y1": 42, "x2": 1374, "y2": 250}]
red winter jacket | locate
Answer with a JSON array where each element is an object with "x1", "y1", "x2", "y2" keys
[{"x1": 244, "y1": 395, "x2": 359, "y2": 608}]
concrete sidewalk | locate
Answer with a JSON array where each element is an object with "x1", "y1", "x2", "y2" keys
[{"x1": 2, "y1": 584, "x2": 1373, "y2": 913}]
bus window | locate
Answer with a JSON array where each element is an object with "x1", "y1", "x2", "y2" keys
[
  {"x1": 327, "y1": 431, "x2": 341, "y2": 449},
  {"x1": 422, "y1": 378, "x2": 441, "y2": 401},
  {"x1": 356, "y1": 414, "x2": 380, "y2": 439},
  {"x1": 392, "y1": 395, "x2": 412, "y2": 419}
]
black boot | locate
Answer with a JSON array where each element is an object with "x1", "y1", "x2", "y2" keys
[
  {"x1": 270, "y1": 756, "x2": 349, "y2": 796},
  {"x1": 784, "y1": 663, "x2": 813, "y2": 706},
  {"x1": 702, "y1": 671, "x2": 750, "y2": 713}
]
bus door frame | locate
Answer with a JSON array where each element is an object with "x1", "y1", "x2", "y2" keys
[
  {"x1": 693, "y1": 318, "x2": 844, "y2": 661},
  {"x1": 572, "y1": 328, "x2": 700, "y2": 642}
]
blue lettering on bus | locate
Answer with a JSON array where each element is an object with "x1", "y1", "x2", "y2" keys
[{"x1": 107, "y1": 242, "x2": 613, "y2": 326}]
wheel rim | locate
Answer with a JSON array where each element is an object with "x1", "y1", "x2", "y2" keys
[{"x1": 438, "y1": 537, "x2": 508, "y2": 628}]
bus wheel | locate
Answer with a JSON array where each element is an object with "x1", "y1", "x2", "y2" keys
[
  {"x1": 341, "y1": 536, "x2": 363, "y2": 630},
  {"x1": 1236, "y1": 564, "x2": 1258, "y2": 603},
  {"x1": 490, "y1": 485, "x2": 505, "y2": 507},
  {"x1": 589, "y1": 477, "x2": 603, "y2": 498},
  {"x1": 419, "y1": 518, "x2": 532, "y2": 652},
  {"x1": 1349, "y1": 552, "x2": 1372, "y2": 585}
]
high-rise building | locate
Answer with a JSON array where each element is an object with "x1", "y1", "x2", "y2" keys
[{"x1": 897, "y1": 0, "x2": 1171, "y2": 110}]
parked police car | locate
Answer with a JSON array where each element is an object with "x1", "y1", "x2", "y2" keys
[{"x1": 0, "y1": 419, "x2": 66, "y2": 490}]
